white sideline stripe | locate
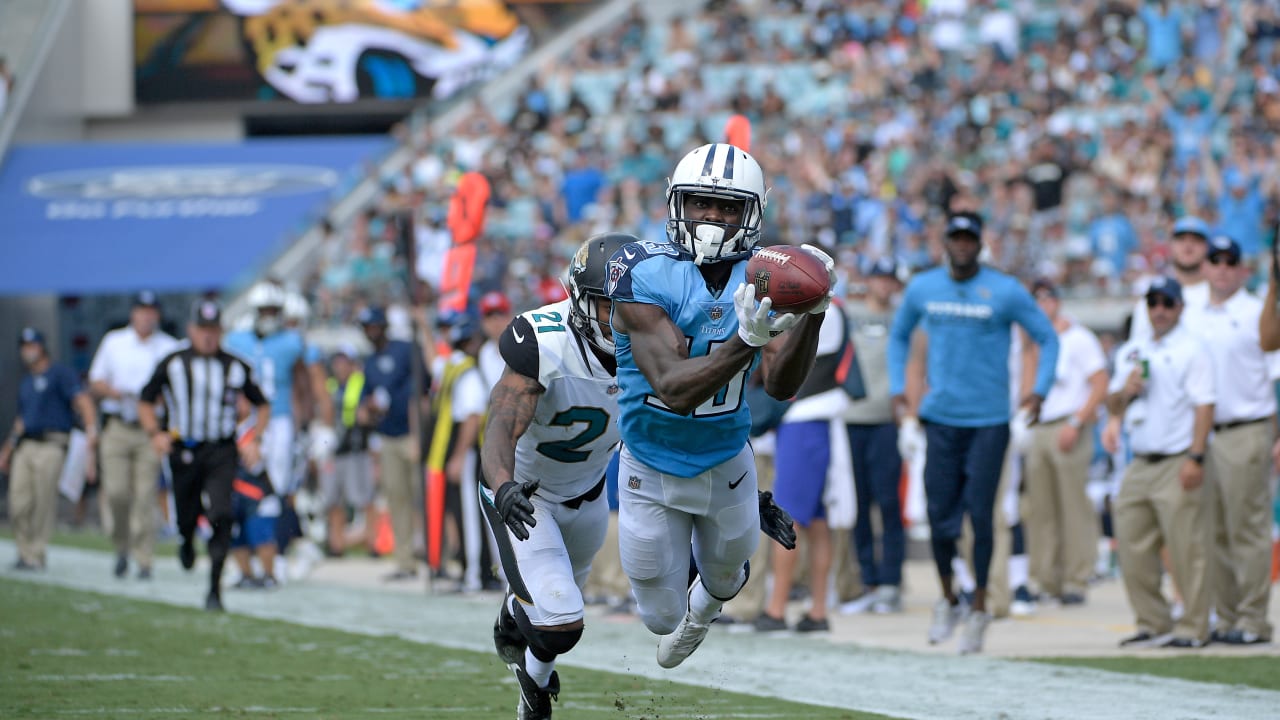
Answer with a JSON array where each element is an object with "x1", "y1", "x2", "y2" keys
[{"x1": 5, "y1": 541, "x2": 1280, "y2": 720}]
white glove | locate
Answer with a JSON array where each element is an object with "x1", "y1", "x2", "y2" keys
[
  {"x1": 256, "y1": 494, "x2": 283, "y2": 519},
  {"x1": 734, "y1": 283, "x2": 800, "y2": 347},
  {"x1": 308, "y1": 423, "x2": 338, "y2": 462},
  {"x1": 1009, "y1": 407, "x2": 1034, "y2": 453},
  {"x1": 897, "y1": 416, "x2": 924, "y2": 459},
  {"x1": 800, "y1": 243, "x2": 837, "y2": 315}
]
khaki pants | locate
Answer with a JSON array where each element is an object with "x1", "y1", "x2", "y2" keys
[
  {"x1": 1206, "y1": 420, "x2": 1277, "y2": 639},
  {"x1": 1115, "y1": 454, "x2": 1209, "y2": 641},
  {"x1": 583, "y1": 511, "x2": 630, "y2": 602},
  {"x1": 379, "y1": 434, "x2": 420, "y2": 574},
  {"x1": 101, "y1": 420, "x2": 161, "y2": 568},
  {"x1": 723, "y1": 450, "x2": 776, "y2": 620},
  {"x1": 8, "y1": 436, "x2": 68, "y2": 566},
  {"x1": 1024, "y1": 420, "x2": 1098, "y2": 596}
]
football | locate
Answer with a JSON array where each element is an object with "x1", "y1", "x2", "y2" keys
[{"x1": 745, "y1": 245, "x2": 831, "y2": 314}]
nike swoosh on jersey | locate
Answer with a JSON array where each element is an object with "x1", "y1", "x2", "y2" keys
[
  {"x1": 512, "y1": 328, "x2": 526, "y2": 343},
  {"x1": 728, "y1": 471, "x2": 747, "y2": 489},
  {"x1": 623, "y1": 248, "x2": 636, "y2": 260}
]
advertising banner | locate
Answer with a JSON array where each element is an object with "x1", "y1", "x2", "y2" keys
[{"x1": 0, "y1": 136, "x2": 390, "y2": 295}]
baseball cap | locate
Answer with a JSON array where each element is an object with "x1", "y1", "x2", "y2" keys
[
  {"x1": 18, "y1": 327, "x2": 45, "y2": 346},
  {"x1": 1171, "y1": 215, "x2": 1210, "y2": 240},
  {"x1": 447, "y1": 311, "x2": 482, "y2": 345},
  {"x1": 190, "y1": 299, "x2": 223, "y2": 327},
  {"x1": 1030, "y1": 278, "x2": 1059, "y2": 299},
  {"x1": 1145, "y1": 276, "x2": 1183, "y2": 304},
  {"x1": 479, "y1": 291, "x2": 512, "y2": 316},
  {"x1": 357, "y1": 306, "x2": 388, "y2": 326},
  {"x1": 1207, "y1": 235, "x2": 1242, "y2": 264},
  {"x1": 867, "y1": 257, "x2": 899, "y2": 279},
  {"x1": 945, "y1": 212, "x2": 983, "y2": 239},
  {"x1": 132, "y1": 290, "x2": 160, "y2": 309}
]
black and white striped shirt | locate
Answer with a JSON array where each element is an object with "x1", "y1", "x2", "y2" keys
[{"x1": 140, "y1": 343, "x2": 267, "y2": 443}]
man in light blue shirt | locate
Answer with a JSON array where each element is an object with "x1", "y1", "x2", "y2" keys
[{"x1": 888, "y1": 211, "x2": 1059, "y2": 654}]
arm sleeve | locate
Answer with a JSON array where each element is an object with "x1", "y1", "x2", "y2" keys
[
  {"x1": 1078, "y1": 329, "x2": 1108, "y2": 377},
  {"x1": 1013, "y1": 285, "x2": 1059, "y2": 397},
  {"x1": 60, "y1": 365, "x2": 84, "y2": 401},
  {"x1": 1185, "y1": 342, "x2": 1217, "y2": 406},
  {"x1": 451, "y1": 369, "x2": 488, "y2": 420},
  {"x1": 498, "y1": 316, "x2": 541, "y2": 381},
  {"x1": 815, "y1": 308, "x2": 846, "y2": 356},
  {"x1": 606, "y1": 243, "x2": 672, "y2": 308},
  {"x1": 88, "y1": 334, "x2": 111, "y2": 383},
  {"x1": 1109, "y1": 342, "x2": 1134, "y2": 394},
  {"x1": 887, "y1": 282, "x2": 922, "y2": 396},
  {"x1": 139, "y1": 354, "x2": 170, "y2": 404}
]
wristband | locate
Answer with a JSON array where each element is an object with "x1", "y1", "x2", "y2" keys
[{"x1": 1188, "y1": 453, "x2": 1205, "y2": 465}]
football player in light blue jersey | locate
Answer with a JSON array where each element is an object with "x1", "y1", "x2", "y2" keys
[
  {"x1": 225, "y1": 282, "x2": 333, "y2": 498},
  {"x1": 607, "y1": 143, "x2": 828, "y2": 669},
  {"x1": 887, "y1": 210, "x2": 1059, "y2": 655}
]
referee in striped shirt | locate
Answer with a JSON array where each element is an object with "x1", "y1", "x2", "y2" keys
[{"x1": 139, "y1": 299, "x2": 269, "y2": 611}]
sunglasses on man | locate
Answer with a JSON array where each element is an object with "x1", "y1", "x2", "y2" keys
[
  {"x1": 1208, "y1": 254, "x2": 1239, "y2": 267},
  {"x1": 1146, "y1": 296, "x2": 1179, "y2": 309}
]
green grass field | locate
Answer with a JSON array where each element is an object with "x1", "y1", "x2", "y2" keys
[
  {"x1": 1035, "y1": 655, "x2": 1280, "y2": 692},
  {"x1": 0, "y1": 579, "x2": 892, "y2": 720}
]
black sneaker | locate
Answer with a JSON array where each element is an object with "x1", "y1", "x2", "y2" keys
[
  {"x1": 752, "y1": 613, "x2": 788, "y2": 633},
  {"x1": 137, "y1": 567, "x2": 152, "y2": 581},
  {"x1": 794, "y1": 615, "x2": 830, "y2": 633},
  {"x1": 205, "y1": 591, "x2": 224, "y2": 612},
  {"x1": 114, "y1": 555, "x2": 128, "y2": 578},
  {"x1": 13, "y1": 559, "x2": 37, "y2": 571},
  {"x1": 1222, "y1": 629, "x2": 1269, "y2": 645},
  {"x1": 494, "y1": 594, "x2": 527, "y2": 665},
  {"x1": 1119, "y1": 631, "x2": 1171, "y2": 648},
  {"x1": 234, "y1": 576, "x2": 262, "y2": 590},
  {"x1": 512, "y1": 660, "x2": 559, "y2": 720},
  {"x1": 383, "y1": 569, "x2": 418, "y2": 582},
  {"x1": 1059, "y1": 592, "x2": 1087, "y2": 606},
  {"x1": 1162, "y1": 636, "x2": 1205, "y2": 649},
  {"x1": 178, "y1": 540, "x2": 195, "y2": 571}
]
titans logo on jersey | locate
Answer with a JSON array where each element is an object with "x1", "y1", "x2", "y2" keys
[
  {"x1": 607, "y1": 241, "x2": 759, "y2": 477},
  {"x1": 225, "y1": 329, "x2": 307, "y2": 418},
  {"x1": 500, "y1": 299, "x2": 621, "y2": 503}
]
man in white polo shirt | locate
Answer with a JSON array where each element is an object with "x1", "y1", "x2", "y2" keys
[
  {"x1": 88, "y1": 291, "x2": 180, "y2": 579},
  {"x1": 1107, "y1": 277, "x2": 1215, "y2": 649},
  {"x1": 1197, "y1": 235, "x2": 1280, "y2": 645},
  {"x1": 1025, "y1": 279, "x2": 1108, "y2": 606},
  {"x1": 1129, "y1": 216, "x2": 1211, "y2": 342}
]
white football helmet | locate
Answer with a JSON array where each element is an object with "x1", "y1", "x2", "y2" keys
[
  {"x1": 246, "y1": 281, "x2": 287, "y2": 336},
  {"x1": 666, "y1": 143, "x2": 768, "y2": 265},
  {"x1": 283, "y1": 291, "x2": 310, "y2": 328}
]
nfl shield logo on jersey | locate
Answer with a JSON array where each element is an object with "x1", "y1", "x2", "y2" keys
[
  {"x1": 709, "y1": 305, "x2": 723, "y2": 321},
  {"x1": 627, "y1": 475, "x2": 641, "y2": 490}
]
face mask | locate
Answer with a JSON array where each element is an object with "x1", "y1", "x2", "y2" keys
[{"x1": 254, "y1": 314, "x2": 282, "y2": 336}]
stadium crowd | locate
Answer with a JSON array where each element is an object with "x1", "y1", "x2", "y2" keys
[{"x1": 5, "y1": 0, "x2": 1280, "y2": 663}]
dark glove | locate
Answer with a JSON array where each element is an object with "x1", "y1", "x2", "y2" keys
[
  {"x1": 758, "y1": 490, "x2": 796, "y2": 550},
  {"x1": 494, "y1": 480, "x2": 539, "y2": 540}
]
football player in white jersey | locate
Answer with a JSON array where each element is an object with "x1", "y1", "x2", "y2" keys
[
  {"x1": 481, "y1": 233, "x2": 631, "y2": 720},
  {"x1": 483, "y1": 231, "x2": 798, "y2": 719}
]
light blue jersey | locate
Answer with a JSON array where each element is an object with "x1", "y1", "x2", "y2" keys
[
  {"x1": 888, "y1": 266, "x2": 1059, "y2": 427},
  {"x1": 606, "y1": 239, "x2": 758, "y2": 477},
  {"x1": 225, "y1": 329, "x2": 308, "y2": 418}
]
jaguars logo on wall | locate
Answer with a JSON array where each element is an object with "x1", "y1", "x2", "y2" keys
[{"x1": 135, "y1": 0, "x2": 530, "y2": 104}]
